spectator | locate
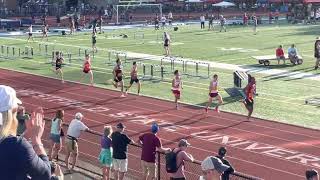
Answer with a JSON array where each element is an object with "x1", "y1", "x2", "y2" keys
[
  {"x1": 243, "y1": 12, "x2": 248, "y2": 26},
  {"x1": 215, "y1": 147, "x2": 235, "y2": 180},
  {"x1": 139, "y1": 123, "x2": 170, "y2": 180},
  {"x1": 49, "y1": 110, "x2": 64, "y2": 161},
  {"x1": 306, "y1": 169, "x2": 319, "y2": 180},
  {"x1": 288, "y1": 44, "x2": 299, "y2": 65},
  {"x1": 65, "y1": 112, "x2": 90, "y2": 172},
  {"x1": 16, "y1": 106, "x2": 30, "y2": 136},
  {"x1": 200, "y1": 15, "x2": 205, "y2": 29},
  {"x1": 276, "y1": 45, "x2": 285, "y2": 64},
  {"x1": 161, "y1": 16, "x2": 166, "y2": 29},
  {"x1": 0, "y1": 85, "x2": 51, "y2": 179},
  {"x1": 201, "y1": 156, "x2": 230, "y2": 180},
  {"x1": 168, "y1": 139, "x2": 194, "y2": 180},
  {"x1": 314, "y1": 37, "x2": 320, "y2": 70},
  {"x1": 111, "y1": 123, "x2": 135, "y2": 180},
  {"x1": 50, "y1": 161, "x2": 64, "y2": 180},
  {"x1": 99, "y1": 125, "x2": 113, "y2": 180}
]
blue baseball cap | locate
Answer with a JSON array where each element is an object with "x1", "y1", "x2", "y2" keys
[{"x1": 151, "y1": 123, "x2": 159, "y2": 133}]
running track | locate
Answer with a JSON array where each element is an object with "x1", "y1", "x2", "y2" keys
[{"x1": 1, "y1": 68, "x2": 320, "y2": 180}]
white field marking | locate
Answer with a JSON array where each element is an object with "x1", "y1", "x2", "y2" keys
[
  {"x1": 2, "y1": 66, "x2": 320, "y2": 134},
  {"x1": 4, "y1": 73, "x2": 320, "y2": 149},
  {"x1": 23, "y1": 102, "x2": 309, "y2": 178},
  {"x1": 219, "y1": 47, "x2": 259, "y2": 53}
]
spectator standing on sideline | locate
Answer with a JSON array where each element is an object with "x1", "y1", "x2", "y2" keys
[
  {"x1": 275, "y1": 10, "x2": 280, "y2": 24},
  {"x1": 16, "y1": 106, "x2": 30, "y2": 136},
  {"x1": 0, "y1": 85, "x2": 51, "y2": 179},
  {"x1": 161, "y1": 16, "x2": 166, "y2": 29},
  {"x1": 208, "y1": 14, "x2": 214, "y2": 30},
  {"x1": 50, "y1": 161, "x2": 64, "y2": 180},
  {"x1": 99, "y1": 125, "x2": 113, "y2": 180},
  {"x1": 200, "y1": 156, "x2": 230, "y2": 180},
  {"x1": 276, "y1": 45, "x2": 285, "y2": 64},
  {"x1": 253, "y1": 16, "x2": 258, "y2": 35},
  {"x1": 314, "y1": 37, "x2": 320, "y2": 70},
  {"x1": 111, "y1": 123, "x2": 135, "y2": 180},
  {"x1": 65, "y1": 112, "x2": 90, "y2": 172},
  {"x1": 306, "y1": 169, "x2": 319, "y2": 180},
  {"x1": 243, "y1": 13, "x2": 248, "y2": 26},
  {"x1": 168, "y1": 139, "x2": 194, "y2": 180},
  {"x1": 215, "y1": 147, "x2": 235, "y2": 180},
  {"x1": 168, "y1": 11, "x2": 173, "y2": 26},
  {"x1": 200, "y1": 15, "x2": 205, "y2": 29},
  {"x1": 139, "y1": 123, "x2": 170, "y2": 180},
  {"x1": 219, "y1": 15, "x2": 226, "y2": 32},
  {"x1": 49, "y1": 110, "x2": 64, "y2": 161}
]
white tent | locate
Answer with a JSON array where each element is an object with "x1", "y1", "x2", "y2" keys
[
  {"x1": 212, "y1": 1, "x2": 235, "y2": 7},
  {"x1": 186, "y1": 0, "x2": 203, "y2": 3}
]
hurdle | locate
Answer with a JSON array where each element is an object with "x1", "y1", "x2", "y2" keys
[
  {"x1": 0, "y1": 45, "x2": 20, "y2": 60},
  {"x1": 38, "y1": 43, "x2": 50, "y2": 57},
  {"x1": 185, "y1": 60, "x2": 210, "y2": 78},
  {"x1": 22, "y1": 46, "x2": 33, "y2": 58},
  {"x1": 172, "y1": 57, "x2": 186, "y2": 74}
]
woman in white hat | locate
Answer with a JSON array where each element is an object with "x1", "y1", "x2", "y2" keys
[{"x1": 0, "y1": 85, "x2": 51, "y2": 179}]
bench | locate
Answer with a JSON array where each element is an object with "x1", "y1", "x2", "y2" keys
[{"x1": 252, "y1": 54, "x2": 303, "y2": 66}]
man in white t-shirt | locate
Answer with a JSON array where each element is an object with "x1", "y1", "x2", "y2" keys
[
  {"x1": 200, "y1": 15, "x2": 205, "y2": 29},
  {"x1": 161, "y1": 16, "x2": 166, "y2": 29},
  {"x1": 201, "y1": 156, "x2": 230, "y2": 180},
  {"x1": 65, "y1": 112, "x2": 90, "y2": 172}
]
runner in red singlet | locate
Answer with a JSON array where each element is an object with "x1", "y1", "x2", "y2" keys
[
  {"x1": 172, "y1": 70, "x2": 183, "y2": 110},
  {"x1": 205, "y1": 74, "x2": 223, "y2": 113},
  {"x1": 242, "y1": 76, "x2": 256, "y2": 120},
  {"x1": 79, "y1": 54, "x2": 94, "y2": 86}
]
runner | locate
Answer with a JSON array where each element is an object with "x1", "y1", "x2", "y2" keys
[
  {"x1": 113, "y1": 58, "x2": 125, "y2": 97},
  {"x1": 27, "y1": 24, "x2": 34, "y2": 42},
  {"x1": 205, "y1": 74, "x2": 223, "y2": 113},
  {"x1": 52, "y1": 51, "x2": 64, "y2": 83},
  {"x1": 92, "y1": 31, "x2": 97, "y2": 53},
  {"x1": 125, "y1": 61, "x2": 141, "y2": 95},
  {"x1": 242, "y1": 76, "x2": 256, "y2": 120},
  {"x1": 79, "y1": 54, "x2": 94, "y2": 86},
  {"x1": 41, "y1": 24, "x2": 48, "y2": 41},
  {"x1": 171, "y1": 70, "x2": 183, "y2": 110},
  {"x1": 163, "y1": 32, "x2": 171, "y2": 56}
]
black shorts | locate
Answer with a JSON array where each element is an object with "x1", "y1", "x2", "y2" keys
[
  {"x1": 55, "y1": 66, "x2": 62, "y2": 70},
  {"x1": 28, "y1": 33, "x2": 32, "y2": 36},
  {"x1": 114, "y1": 76, "x2": 123, "y2": 83},
  {"x1": 245, "y1": 99, "x2": 254, "y2": 108},
  {"x1": 130, "y1": 77, "x2": 139, "y2": 84}
]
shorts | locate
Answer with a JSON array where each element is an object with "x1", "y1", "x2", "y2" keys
[
  {"x1": 56, "y1": 66, "x2": 62, "y2": 71},
  {"x1": 98, "y1": 148, "x2": 113, "y2": 167},
  {"x1": 209, "y1": 92, "x2": 219, "y2": 98},
  {"x1": 83, "y1": 68, "x2": 91, "y2": 74},
  {"x1": 50, "y1": 133, "x2": 61, "y2": 143},
  {"x1": 113, "y1": 158, "x2": 128, "y2": 172},
  {"x1": 172, "y1": 90, "x2": 181, "y2": 99},
  {"x1": 114, "y1": 76, "x2": 123, "y2": 83},
  {"x1": 92, "y1": 40, "x2": 96, "y2": 44},
  {"x1": 130, "y1": 77, "x2": 139, "y2": 84},
  {"x1": 164, "y1": 44, "x2": 169, "y2": 47},
  {"x1": 28, "y1": 33, "x2": 32, "y2": 36},
  {"x1": 65, "y1": 138, "x2": 78, "y2": 153},
  {"x1": 162, "y1": 22, "x2": 165, "y2": 26},
  {"x1": 245, "y1": 98, "x2": 254, "y2": 108},
  {"x1": 141, "y1": 160, "x2": 156, "y2": 178},
  {"x1": 277, "y1": 56, "x2": 285, "y2": 60}
]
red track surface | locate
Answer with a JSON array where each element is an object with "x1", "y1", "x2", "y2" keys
[{"x1": 1, "y1": 68, "x2": 320, "y2": 180}]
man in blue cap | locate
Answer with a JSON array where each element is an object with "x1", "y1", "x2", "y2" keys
[{"x1": 139, "y1": 123, "x2": 170, "y2": 180}]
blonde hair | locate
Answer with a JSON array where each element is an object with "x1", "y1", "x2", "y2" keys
[
  {"x1": 0, "y1": 110, "x2": 18, "y2": 141},
  {"x1": 103, "y1": 125, "x2": 112, "y2": 137}
]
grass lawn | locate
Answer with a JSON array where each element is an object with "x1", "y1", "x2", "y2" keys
[{"x1": 0, "y1": 23, "x2": 320, "y2": 129}]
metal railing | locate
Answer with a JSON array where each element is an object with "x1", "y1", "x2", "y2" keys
[{"x1": 43, "y1": 118, "x2": 261, "y2": 180}]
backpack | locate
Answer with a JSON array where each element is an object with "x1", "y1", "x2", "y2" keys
[{"x1": 165, "y1": 149, "x2": 182, "y2": 173}]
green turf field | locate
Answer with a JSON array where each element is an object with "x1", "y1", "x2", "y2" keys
[{"x1": 0, "y1": 23, "x2": 320, "y2": 129}]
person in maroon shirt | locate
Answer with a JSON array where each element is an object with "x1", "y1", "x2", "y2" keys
[
  {"x1": 276, "y1": 45, "x2": 285, "y2": 64},
  {"x1": 139, "y1": 123, "x2": 170, "y2": 180}
]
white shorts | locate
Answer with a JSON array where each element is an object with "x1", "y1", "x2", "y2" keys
[{"x1": 113, "y1": 158, "x2": 128, "y2": 172}]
